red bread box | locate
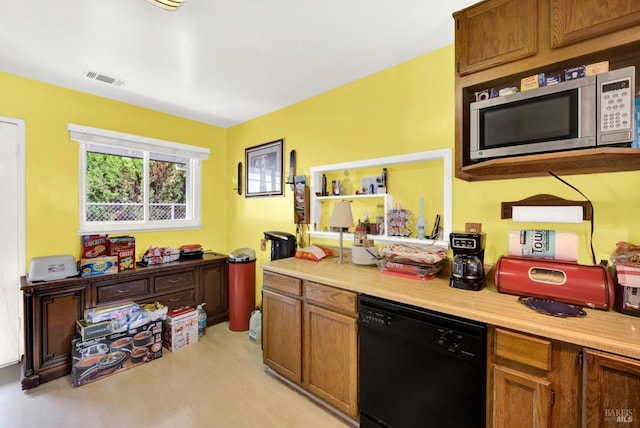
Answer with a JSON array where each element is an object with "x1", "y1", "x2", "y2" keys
[{"x1": 495, "y1": 256, "x2": 615, "y2": 310}]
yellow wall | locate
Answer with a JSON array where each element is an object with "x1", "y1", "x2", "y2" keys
[
  {"x1": 228, "y1": 44, "x2": 640, "y2": 294},
  {"x1": 0, "y1": 71, "x2": 229, "y2": 262},
  {"x1": 4, "y1": 42, "x2": 639, "y2": 301}
]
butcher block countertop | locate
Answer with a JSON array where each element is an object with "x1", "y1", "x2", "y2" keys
[{"x1": 261, "y1": 257, "x2": 640, "y2": 360}]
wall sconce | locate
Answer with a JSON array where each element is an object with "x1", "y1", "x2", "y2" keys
[
  {"x1": 330, "y1": 201, "x2": 354, "y2": 264},
  {"x1": 501, "y1": 194, "x2": 593, "y2": 224}
]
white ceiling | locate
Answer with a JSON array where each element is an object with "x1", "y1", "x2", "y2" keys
[{"x1": 0, "y1": 0, "x2": 477, "y2": 128}]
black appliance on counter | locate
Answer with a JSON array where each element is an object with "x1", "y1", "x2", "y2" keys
[
  {"x1": 358, "y1": 295, "x2": 487, "y2": 428},
  {"x1": 263, "y1": 231, "x2": 297, "y2": 260},
  {"x1": 450, "y1": 232, "x2": 486, "y2": 291}
]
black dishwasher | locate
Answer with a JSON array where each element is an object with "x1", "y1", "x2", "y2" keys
[{"x1": 358, "y1": 295, "x2": 486, "y2": 428}]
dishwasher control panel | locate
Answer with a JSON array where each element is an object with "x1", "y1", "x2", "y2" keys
[{"x1": 360, "y1": 309, "x2": 390, "y2": 326}]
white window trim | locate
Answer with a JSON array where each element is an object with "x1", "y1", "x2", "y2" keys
[{"x1": 68, "y1": 124, "x2": 210, "y2": 235}]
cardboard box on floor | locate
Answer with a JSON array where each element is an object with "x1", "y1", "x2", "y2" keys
[
  {"x1": 71, "y1": 318, "x2": 163, "y2": 387},
  {"x1": 163, "y1": 306, "x2": 198, "y2": 351}
]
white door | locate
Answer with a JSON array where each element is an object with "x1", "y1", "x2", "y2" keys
[{"x1": 0, "y1": 117, "x2": 25, "y2": 367}]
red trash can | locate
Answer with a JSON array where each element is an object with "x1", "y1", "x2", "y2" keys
[{"x1": 228, "y1": 248, "x2": 256, "y2": 331}]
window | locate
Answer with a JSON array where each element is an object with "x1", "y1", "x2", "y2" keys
[{"x1": 68, "y1": 124, "x2": 209, "y2": 234}]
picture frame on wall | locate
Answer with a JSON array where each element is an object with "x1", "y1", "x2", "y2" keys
[{"x1": 245, "y1": 139, "x2": 284, "y2": 197}]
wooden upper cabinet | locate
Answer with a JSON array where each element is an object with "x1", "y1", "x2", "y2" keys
[
  {"x1": 551, "y1": 0, "x2": 640, "y2": 48},
  {"x1": 454, "y1": 0, "x2": 537, "y2": 75}
]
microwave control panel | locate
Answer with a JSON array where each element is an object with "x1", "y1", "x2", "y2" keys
[{"x1": 598, "y1": 67, "x2": 635, "y2": 145}]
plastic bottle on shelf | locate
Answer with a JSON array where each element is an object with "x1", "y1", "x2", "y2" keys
[
  {"x1": 416, "y1": 197, "x2": 427, "y2": 239},
  {"x1": 197, "y1": 303, "x2": 207, "y2": 338},
  {"x1": 249, "y1": 307, "x2": 262, "y2": 345}
]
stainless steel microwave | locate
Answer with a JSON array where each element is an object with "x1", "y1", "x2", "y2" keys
[{"x1": 470, "y1": 66, "x2": 636, "y2": 161}]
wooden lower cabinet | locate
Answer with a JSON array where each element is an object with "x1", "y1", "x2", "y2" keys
[
  {"x1": 583, "y1": 348, "x2": 640, "y2": 427},
  {"x1": 262, "y1": 272, "x2": 359, "y2": 420},
  {"x1": 200, "y1": 262, "x2": 229, "y2": 326},
  {"x1": 487, "y1": 327, "x2": 581, "y2": 428},
  {"x1": 304, "y1": 302, "x2": 358, "y2": 418},
  {"x1": 20, "y1": 254, "x2": 228, "y2": 389},
  {"x1": 21, "y1": 284, "x2": 87, "y2": 390},
  {"x1": 262, "y1": 289, "x2": 303, "y2": 383}
]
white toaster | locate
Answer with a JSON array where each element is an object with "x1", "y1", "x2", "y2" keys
[{"x1": 27, "y1": 255, "x2": 79, "y2": 281}]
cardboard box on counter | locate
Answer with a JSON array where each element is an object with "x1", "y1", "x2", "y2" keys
[
  {"x1": 81, "y1": 234, "x2": 109, "y2": 259},
  {"x1": 80, "y1": 256, "x2": 118, "y2": 277},
  {"x1": 71, "y1": 318, "x2": 163, "y2": 387},
  {"x1": 163, "y1": 306, "x2": 198, "y2": 352}
]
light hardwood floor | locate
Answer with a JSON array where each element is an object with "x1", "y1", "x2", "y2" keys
[{"x1": 0, "y1": 322, "x2": 352, "y2": 428}]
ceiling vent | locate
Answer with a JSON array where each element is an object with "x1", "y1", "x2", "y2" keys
[{"x1": 84, "y1": 70, "x2": 126, "y2": 87}]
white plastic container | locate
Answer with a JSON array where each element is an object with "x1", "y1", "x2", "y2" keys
[{"x1": 249, "y1": 308, "x2": 262, "y2": 345}]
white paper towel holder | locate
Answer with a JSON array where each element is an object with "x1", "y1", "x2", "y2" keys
[{"x1": 500, "y1": 194, "x2": 593, "y2": 223}]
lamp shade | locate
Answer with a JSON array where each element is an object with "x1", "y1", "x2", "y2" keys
[{"x1": 330, "y1": 201, "x2": 354, "y2": 229}]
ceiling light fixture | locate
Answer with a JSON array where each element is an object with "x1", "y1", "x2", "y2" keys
[{"x1": 146, "y1": 0, "x2": 186, "y2": 11}]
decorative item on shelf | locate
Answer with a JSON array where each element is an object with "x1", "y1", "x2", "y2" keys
[
  {"x1": 354, "y1": 222, "x2": 367, "y2": 247},
  {"x1": 381, "y1": 168, "x2": 388, "y2": 193},
  {"x1": 415, "y1": 197, "x2": 427, "y2": 239},
  {"x1": 340, "y1": 170, "x2": 353, "y2": 195},
  {"x1": 331, "y1": 201, "x2": 354, "y2": 264},
  {"x1": 332, "y1": 180, "x2": 341, "y2": 196},
  {"x1": 387, "y1": 205, "x2": 413, "y2": 237}
]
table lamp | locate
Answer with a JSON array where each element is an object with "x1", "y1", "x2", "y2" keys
[{"x1": 330, "y1": 201, "x2": 354, "y2": 264}]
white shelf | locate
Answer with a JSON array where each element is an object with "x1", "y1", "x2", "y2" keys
[{"x1": 308, "y1": 148, "x2": 452, "y2": 249}]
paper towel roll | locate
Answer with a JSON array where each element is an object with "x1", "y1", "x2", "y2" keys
[{"x1": 508, "y1": 230, "x2": 578, "y2": 262}]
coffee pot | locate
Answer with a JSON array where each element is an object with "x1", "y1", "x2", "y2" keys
[{"x1": 450, "y1": 232, "x2": 486, "y2": 291}]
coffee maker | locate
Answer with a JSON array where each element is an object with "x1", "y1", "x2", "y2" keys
[
  {"x1": 450, "y1": 232, "x2": 486, "y2": 291},
  {"x1": 264, "y1": 231, "x2": 297, "y2": 260}
]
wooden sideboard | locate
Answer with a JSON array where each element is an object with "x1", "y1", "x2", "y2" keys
[{"x1": 19, "y1": 253, "x2": 228, "y2": 390}]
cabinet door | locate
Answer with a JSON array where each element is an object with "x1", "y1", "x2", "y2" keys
[
  {"x1": 262, "y1": 289, "x2": 302, "y2": 384},
  {"x1": 492, "y1": 365, "x2": 552, "y2": 428},
  {"x1": 34, "y1": 285, "x2": 86, "y2": 383},
  {"x1": 551, "y1": 0, "x2": 640, "y2": 48},
  {"x1": 303, "y1": 303, "x2": 358, "y2": 418},
  {"x1": 583, "y1": 349, "x2": 640, "y2": 427},
  {"x1": 201, "y1": 262, "x2": 228, "y2": 326},
  {"x1": 454, "y1": 0, "x2": 537, "y2": 75}
]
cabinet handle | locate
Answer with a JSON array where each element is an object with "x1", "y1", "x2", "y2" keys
[
  {"x1": 169, "y1": 295, "x2": 182, "y2": 302},
  {"x1": 116, "y1": 286, "x2": 132, "y2": 293},
  {"x1": 167, "y1": 278, "x2": 181, "y2": 283},
  {"x1": 550, "y1": 389, "x2": 555, "y2": 407}
]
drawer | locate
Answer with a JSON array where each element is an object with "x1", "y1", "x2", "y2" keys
[
  {"x1": 494, "y1": 328, "x2": 552, "y2": 371},
  {"x1": 96, "y1": 278, "x2": 150, "y2": 304},
  {"x1": 304, "y1": 281, "x2": 357, "y2": 315},
  {"x1": 263, "y1": 271, "x2": 302, "y2": 297},
  {"x1": 154, "y1": 270, "x2": 196, "y2": 293},
  {"x1": 150, "y1": 288, "x2": 197, "y2": 309}
]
